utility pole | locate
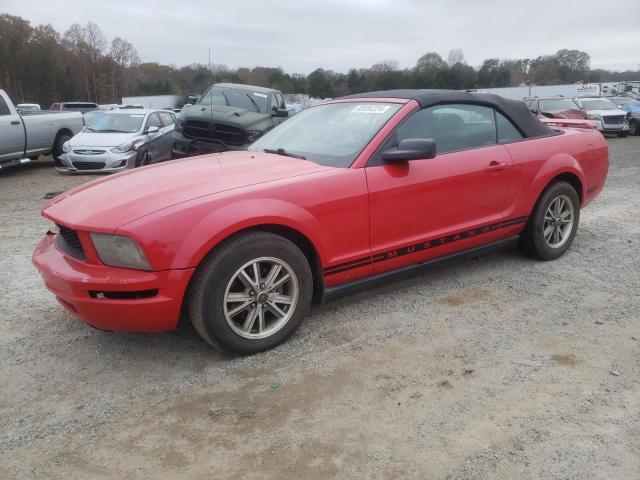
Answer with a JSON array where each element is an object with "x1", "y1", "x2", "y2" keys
[{"x1": 208, "y1": 48, "x2": 212, "y2": 73}]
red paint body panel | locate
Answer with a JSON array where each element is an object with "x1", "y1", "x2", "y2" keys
[{"x1": 32, "y1": 96, "x2": 609, "y2": 333}]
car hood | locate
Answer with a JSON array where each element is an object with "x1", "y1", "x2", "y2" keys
[
  {"x1": 543, "y1": 109, "x2": 587, "y2": 120},
  {"x1": 69, "y1": 131, "x2": 138, "y2": 147},
  {"x1": 181, "y1": 104, "x2": 269, "y2": 128},
  {"x1": 42, "y1": 151, "x2": 332, "y2": 231}
]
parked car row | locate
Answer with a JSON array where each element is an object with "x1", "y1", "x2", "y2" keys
[{"x1": 524, "y1": 95, "x2": 639, "y2": 137}]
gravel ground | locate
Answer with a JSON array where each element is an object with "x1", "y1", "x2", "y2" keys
[{"x1": 1, "y1": 137, "x2": 639, "y2": 479}]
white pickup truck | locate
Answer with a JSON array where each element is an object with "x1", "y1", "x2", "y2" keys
[{"x1": 0, "y1": 89, "x2": 84, "y2": 170}]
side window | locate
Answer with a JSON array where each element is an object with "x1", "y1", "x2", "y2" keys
[
  {"x1": 158, "y1": 112, "x2": 175, "y2": 126},
  {"x1": 271, "y1": 94, "x2": 283, "y2": 111},
  {"x1": 0, "y1": 96, "x2": 10, "y2": 116},
  {"x1": 495, "y1": 111, "x2": 523, "y2": 143},
  {"x1": 396, "y1": 104, "x2": 496, "y2": 155},
  {"x1": 145, "y1": 113, "x2": 162, "y2": 129}
]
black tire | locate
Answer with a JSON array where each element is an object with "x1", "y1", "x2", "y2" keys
[
  {"x1": 519, "y1": 181, "x2": 580, "y2": 261},
  {"x1": 617, "y1": 131, "x2": 629, "y2": 138},
  {"x1": 187, "y1": 231, "x2": 313, "y2": 355},
  {"x1": 135, "y1": 150, "x2": 150, "y2": 167},
  {"x1": 52, "y1": 131, "x2": 72, "y2": 166},
  {"x1": 629, "y1": 120, "x2": 638, "y2": 136}
]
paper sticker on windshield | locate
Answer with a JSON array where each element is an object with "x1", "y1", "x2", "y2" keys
[
  {"x1": 351, "y1": 105, "x2": 391, "y2": 114},
  {"x1": 253, "y1": 92, "x2": 268, "y2": 98}
]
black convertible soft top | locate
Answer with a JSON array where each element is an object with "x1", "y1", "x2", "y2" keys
[{"x1": 342, "y1": 89, "x2": 554, "y2": 138}]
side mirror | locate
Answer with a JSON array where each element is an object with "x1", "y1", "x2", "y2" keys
[
  {"x1": 382, "y1": 138, "x2": 436, "y2": 163},
  {"x1": 146, "y1": 125, "x2": 160, "y2": 134},
  {"x1": 187, "y1": 95, "x2": 197, "y2": 105},
  {"x1": 273, "y1": 108, "x2": 289, "y2": 118}
]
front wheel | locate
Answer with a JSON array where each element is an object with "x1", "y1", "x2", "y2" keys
[
  {"x1": 135, "y1": 150, "x2": 151, "y2": 167},
  {"x1": 52, "y1": 132, "x2": 72, "y2": 166},
  {"x1": 629, "y1": 121, "x2": 638, "y2": 136},
  {"x1": 617, "y1": 131, "x2": 629, "y2": 138},
  {"x1": 187, "y1": 231, "x2": 313, "y2": 354},
  {"x1": 519, "y1": 181, "x2": 580, "y2": 261}
]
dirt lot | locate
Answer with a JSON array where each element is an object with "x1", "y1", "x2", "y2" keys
[{"x1": 1, "y1": 137, "x2": 639, "y2": 479}]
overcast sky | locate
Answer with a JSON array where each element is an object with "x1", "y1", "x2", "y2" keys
[{"x1": 3, "y1": 0, "x2": 639, "y2": 73}]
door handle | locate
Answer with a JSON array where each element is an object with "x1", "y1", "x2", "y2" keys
[
  {"x1": 11, "y1": 120, "x2": 20, "y2": 125},
  {"x1": 485, "y1": 161, "x2": 508, "y2": 172}
]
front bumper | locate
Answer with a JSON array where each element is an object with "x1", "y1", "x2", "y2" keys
[
  {"x1": 32, "y1": 234, "x2": 194, "y2": 332},
  {"x1": 590, "y1": 119, "x2": 629, "y2": 133},
  {"x1": 57, "y1": 149, "x2": 139, "y2": 173}
]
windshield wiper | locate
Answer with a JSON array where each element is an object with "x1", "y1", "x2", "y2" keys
[
  {"x1": 263, "y1": 148, "x2": 306, "y2": 160},
  {"x1": 94, "y1": 129, "x2": 131, "y2": 133},
  {"x1": 245, "y1": 94, "x2": 261, "y2": 113}
]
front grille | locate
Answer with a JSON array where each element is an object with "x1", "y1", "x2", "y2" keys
[
  {"x1": 73, "y1": 149, "x2": 105, "y2": 155},
  {"x1": 183, "y1": 120, "x2": 211, "y2": 139},
  {"x1": 183, "y1": 120, "x2": 247, "y2": 146},
  {"x1": 73, "y1": 161, "x2": 106, "y2": 170},
  {"x1": 602, "y1": 115, "x2": 625, "y2": 125},
  {"x1": 56, "y1": 225, "x2": 85, "y2": 260}
]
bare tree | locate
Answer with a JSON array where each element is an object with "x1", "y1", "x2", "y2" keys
[
  {"x1": 110, "y1": 37, "x2": 138, "y2": 101},
  {"x1": 84, "y1": 22, "x2": 106, "y2": 102},
  {"x1": 447, "y1": 48, "x2": 465, "y2": 67}
]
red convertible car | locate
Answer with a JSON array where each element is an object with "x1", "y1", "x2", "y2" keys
[{"x1": 33, "y1": 90, "x2": 608, "y2": 354}]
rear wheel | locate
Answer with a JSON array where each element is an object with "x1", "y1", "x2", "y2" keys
[
  {"x1": 187, "y1": 231, "x2": 313, "y2": 355},
  {"x1": 52, "y1": 132, "x2": 72, "y2": 166},
  {"x1": 519, "y1": 181, "x2": 580, "y2": 260}
]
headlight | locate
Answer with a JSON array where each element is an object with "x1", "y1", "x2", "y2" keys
[
  {"x1": 90, "y1": 233, "x2": 151, "y2": 271},
  {"x1": 62, "y1": 141, "x2": 71, "y2": 153},
  {"x1": 111, "y1": 141, "x2": 141, "y2": 154},
  {"x1": 587, "y1": 114, "x2": 601, "y2": 121},
  {"x1": 246, "y1": 130, "x2": 262, "y2": 143}
]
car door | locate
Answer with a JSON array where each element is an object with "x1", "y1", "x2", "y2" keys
[
  {"x1": 143, "y1": 113, "x2": 163, "y2": 161},
  {"x1": 157, "y1": 112, "x2": 176, "y2": 160},
  {"x1": 0, "y1": 95, "x2": 25, "y2": 161},
  {"x1": 365, "y1": 103, "x2": 516, "y2": 275}
]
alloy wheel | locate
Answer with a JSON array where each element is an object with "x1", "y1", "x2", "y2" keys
[
  {"x1": 223, "y1": 257, "x2": 299, "y2": 339},
  {"x1": 543, "y1": 195, "x2": 574, "y2": 248}
]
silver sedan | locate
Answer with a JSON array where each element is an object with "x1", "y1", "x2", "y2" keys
[{"x1": 57, "y1": 109, "x2": 176, "y2": 173}]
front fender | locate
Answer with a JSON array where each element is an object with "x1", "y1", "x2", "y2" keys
[
  {"x1": 177, "y1": 198, "x2": 329, "y2": 269},
  {"x1": 120, "y1": 196, "x2": 331, "y2": 271}
]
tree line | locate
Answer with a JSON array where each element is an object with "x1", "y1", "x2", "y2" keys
[{"x1": 1, "y1": 14, "x2": 638, "y2": 108}]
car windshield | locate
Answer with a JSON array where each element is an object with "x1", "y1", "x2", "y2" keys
[
  {"x1": 249, "y1": 102, "x2": 402, "y2": 167},
  {"x1": 199, "y1": 86, "x2": 268, "y2": 113},
  {"x1": 580, "y1": 99, "x2": 617, "y2": 110},
  {"x1": 19, "y1": 105, "x2": 39, "y2": 111},
  {"x1": 624, "y1": 102, "x2": 640, "y2": 112},
  {"x1": 539, "y1": 99, "x2": 580, "y2": 112},
  {"x1": 83, "y1": 111, "x2": 104, "y2": 127},
  {"x1": 85, "y1": 113, "x2": 145, "y2": 133}
]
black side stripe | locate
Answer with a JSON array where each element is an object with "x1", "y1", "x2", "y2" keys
[{"x1": 323, "y1": 216, "x2": 528, "y2": 276}]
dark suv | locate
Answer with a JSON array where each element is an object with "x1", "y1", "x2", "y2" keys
[
  {"x1": 523, "y1": 96, "x2": 587, "y2": 120},
  {"x1": 172, "y1": 83, "x2": 289, "y2": 157}
]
